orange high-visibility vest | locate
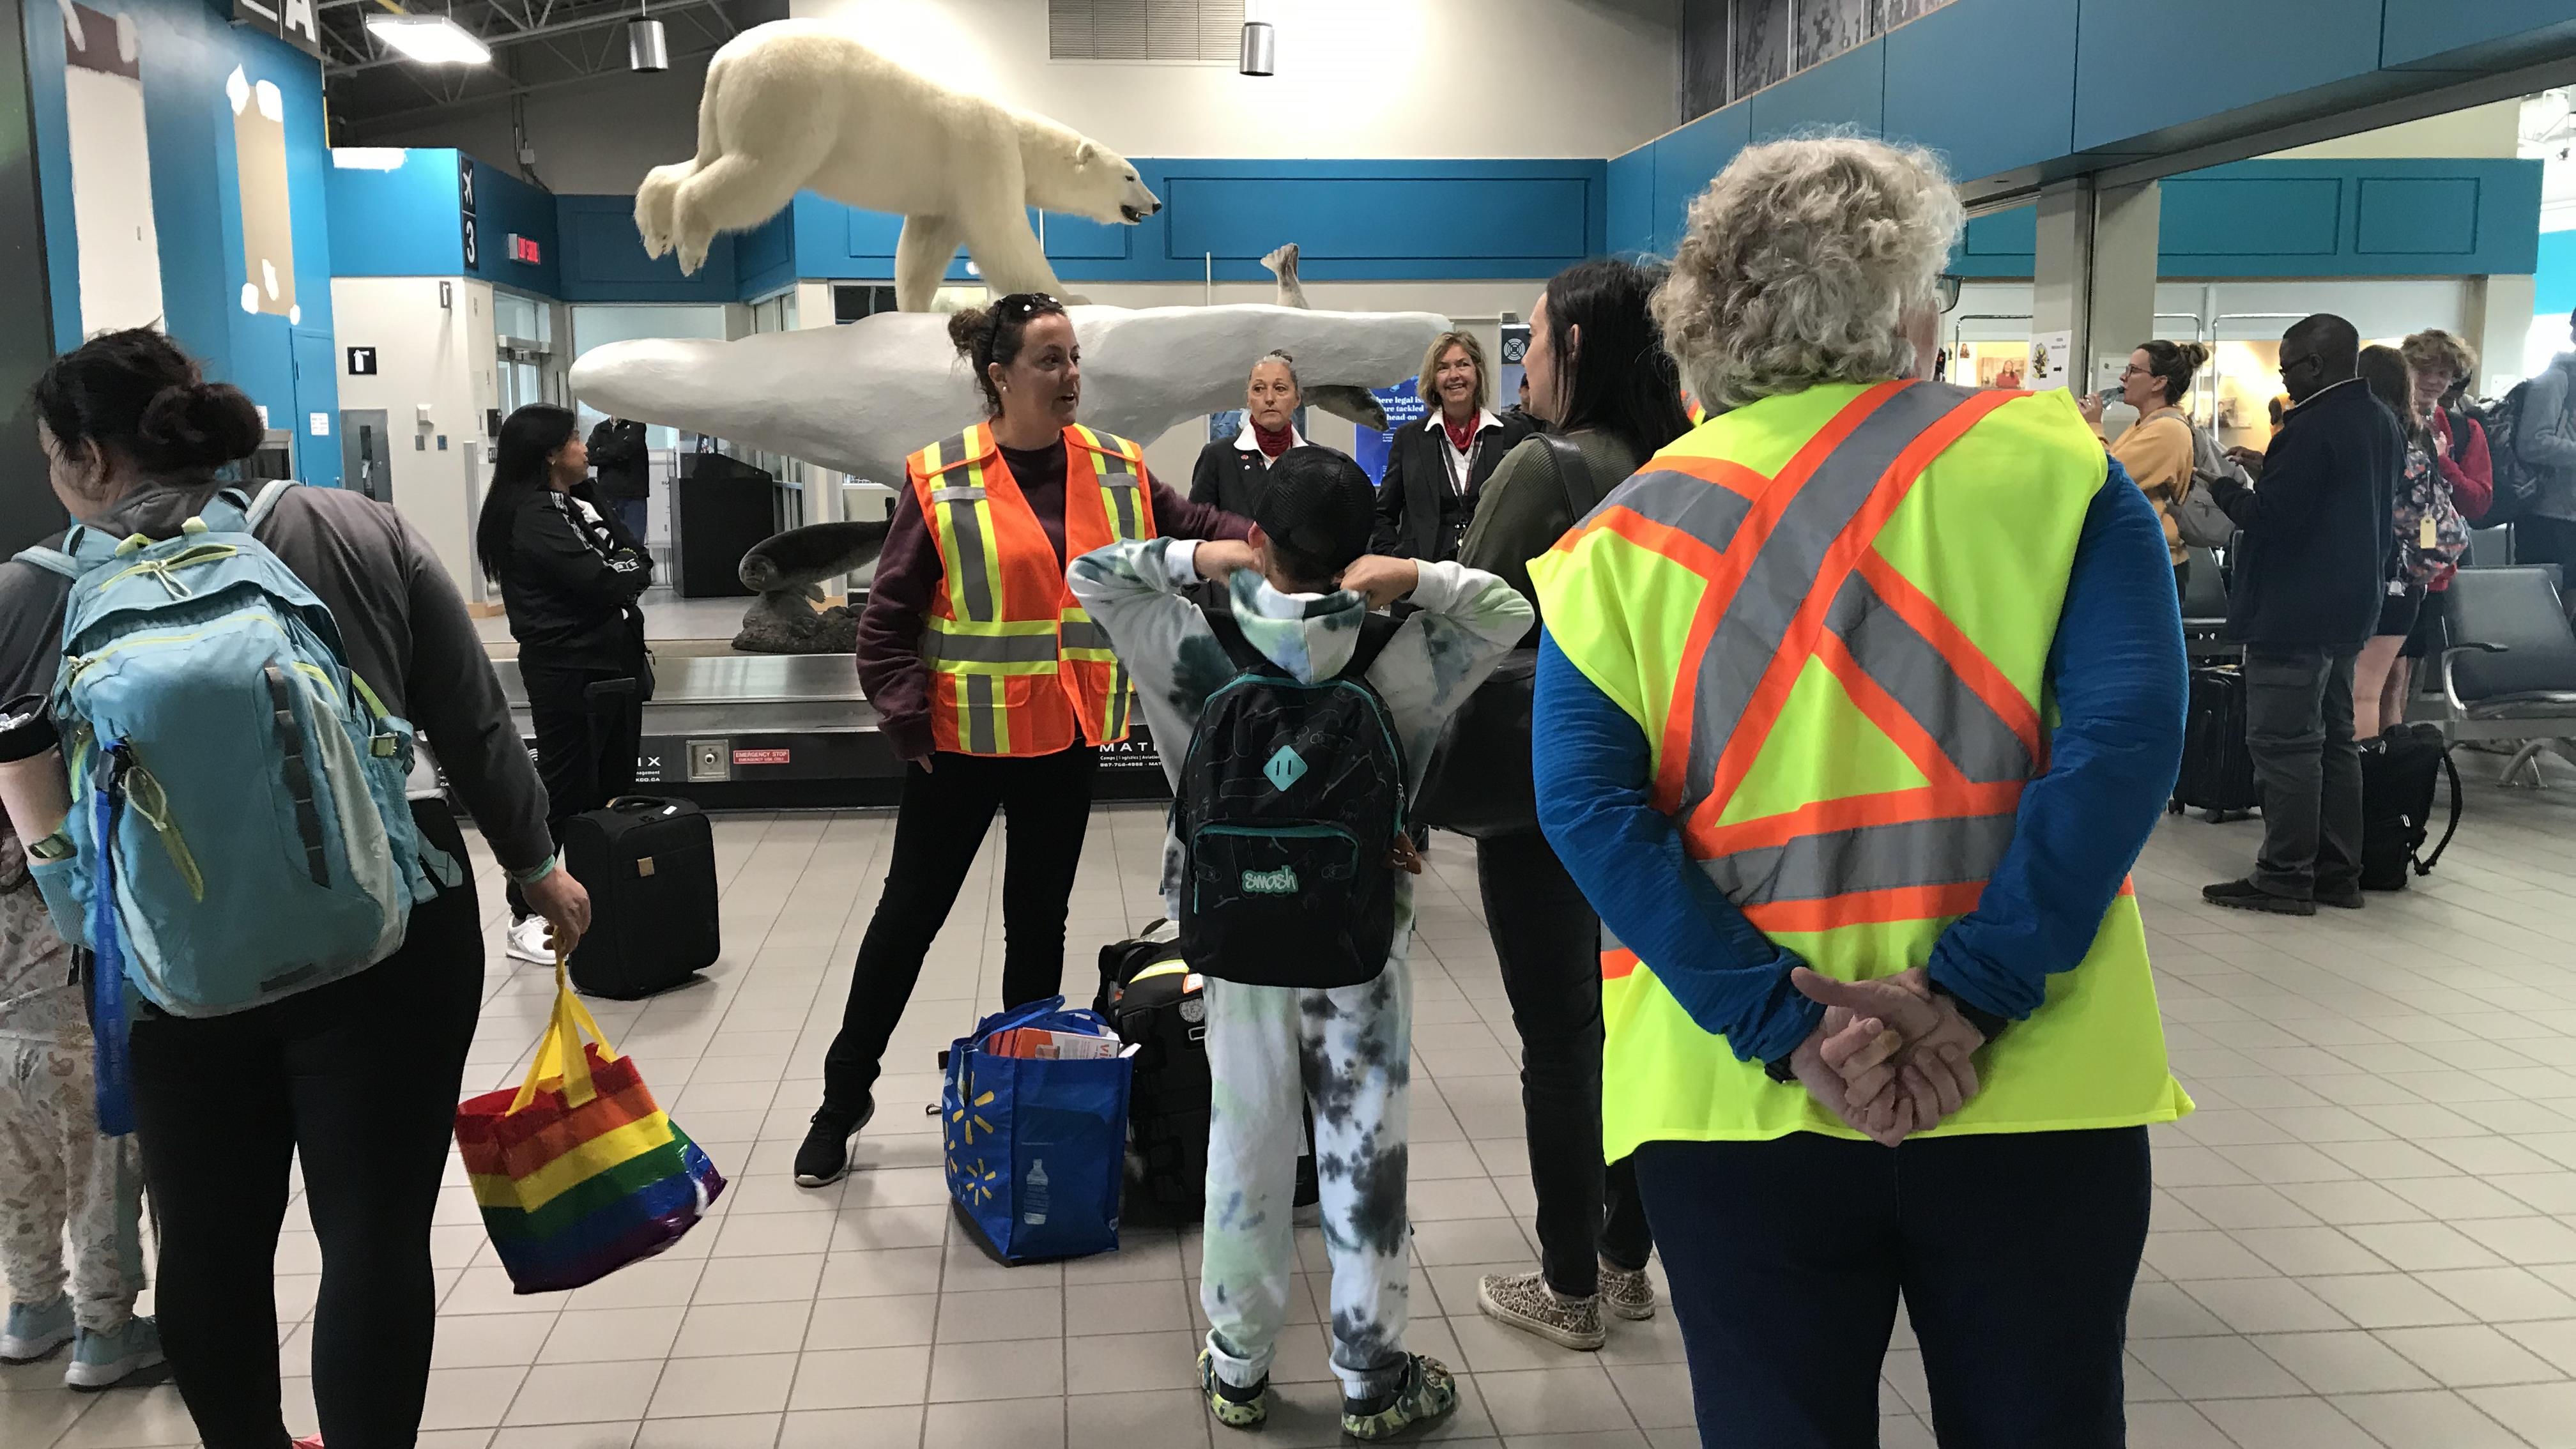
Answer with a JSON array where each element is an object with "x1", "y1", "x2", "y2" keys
[
  {"x1": 908, "y1": 422, "x2": 1156, "y2": 756},
  {"x1": 1531, "y1": 379, "x2": 2191, "y2": 1154}
]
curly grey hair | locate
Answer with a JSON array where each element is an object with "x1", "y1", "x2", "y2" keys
[
  {"x1": 1652, "y1": 135, "x2": 1964, "y2": 410},
  {"x1": 1253, "y1": 349, "x2": 1301, "y2": 393}
]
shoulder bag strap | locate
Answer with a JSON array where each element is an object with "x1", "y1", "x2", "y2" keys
[
  {"x1": 1533, "y1": 433, "x2": 1595, "y2": 528},
  {"x1": 2417, "y1": 741, "x2": 2464, "y2": 876}
]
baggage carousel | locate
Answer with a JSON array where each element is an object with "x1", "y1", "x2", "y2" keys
[{"x1": 491, "y1": 652, "x2": 1171, "y2": 809}]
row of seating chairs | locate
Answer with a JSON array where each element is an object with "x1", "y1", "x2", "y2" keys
[{"x1": 2177, "y1": 525, "x2": 2576, "y2": 787}]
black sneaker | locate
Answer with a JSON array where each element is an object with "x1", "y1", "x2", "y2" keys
[
  {"x1": 2202, "y1": 879, "x2": 2315, "y2": 916},
  {"x1": 2317, "y1": 887, "x2": 2366, "y2": 909},
  {"x1": 793, "y1": 1098, "x2": 873, "y2": 1188}
]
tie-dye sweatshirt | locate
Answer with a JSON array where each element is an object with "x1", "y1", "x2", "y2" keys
[{"x1": 1066, "y1": 540, "x2": 1531, "y2": 919}]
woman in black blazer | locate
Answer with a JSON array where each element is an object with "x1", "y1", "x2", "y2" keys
[
  {"x1": 1190, "y1": 351, "x2": 1315, "y2": 517},
  {"x1": 1370, "y1": 330, "x2": 1535, "y2": 561}
]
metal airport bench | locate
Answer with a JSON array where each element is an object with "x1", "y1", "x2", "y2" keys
[{"x1": 2437, "y1": 564, "x2": 2576, "y2": 788}]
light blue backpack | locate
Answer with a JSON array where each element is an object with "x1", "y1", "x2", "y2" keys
[{"x1": 17, "y1": 481, "x2": 450, "y2": 1129}]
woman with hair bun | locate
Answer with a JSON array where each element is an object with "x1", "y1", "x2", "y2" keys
[
  {"x1": 2082, "y1": 338, "x2": 2211, "y2": 594},
  {"x1": 0, "y1": 328, "x2": 575, "y2": 1446},
  {"x1": 796, "y1": 294, "x2": 1250, "y2": 1188}
]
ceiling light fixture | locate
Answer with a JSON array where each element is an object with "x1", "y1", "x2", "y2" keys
[
  {"x1": 1238, "y1": 0, "x2": 1274, "y2": 75},
  {"x1": 364, "y1": 13, "x2": 492, "y2": 65},
  {"x1": 627, "y1": 2, "x2": 667, "y2": 72}
]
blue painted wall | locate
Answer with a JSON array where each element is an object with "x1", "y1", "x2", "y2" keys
[
  {"x1": 2534, "y1": 231, "x2": 2576, "y2": 316},
  {"x1": 1609, "y1": 0, "x2": 2576, "y2": 264},
  {"x1": 553, "y1": 193, "x2": 742, "y2": 303},
  {"x1": 1943, "y1": 158, "x2": 2542, "y2": 279},
  {"x1": 467, "y1": 160, "x2": 560, "y2": 298},
  {"x1": 22, "y1": 0, "x2": 340, "y2": 484},
  {"x1": 325, "y1": 149, "x2": 464, "y2": 276}
]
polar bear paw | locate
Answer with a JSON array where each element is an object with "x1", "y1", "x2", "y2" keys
[{"x1": 636, "y1": 163, "x2": 690, "y2": 259}]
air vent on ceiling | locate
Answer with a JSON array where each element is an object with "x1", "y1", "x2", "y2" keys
[{"x1": 1049, "y1": 0, "x2": 1243, "y2": 63}]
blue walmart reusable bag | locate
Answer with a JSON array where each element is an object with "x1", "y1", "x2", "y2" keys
[{"x1": 942, "y1": 996, "x2": 1130, "y2": 1263}]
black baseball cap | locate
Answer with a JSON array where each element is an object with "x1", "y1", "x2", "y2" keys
[{"x1": 1254, "y1": 447, "x2": 1375, "y2": 579}]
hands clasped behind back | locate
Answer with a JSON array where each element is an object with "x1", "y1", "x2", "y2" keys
[{"x1": 1787, "y1": 967, "x2": 1986, "y2": 1147}]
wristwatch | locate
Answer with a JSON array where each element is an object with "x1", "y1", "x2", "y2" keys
[
  {"x1": 1931, "y1": 982, "x2": 2010, "y2": 1045},
  {"x1": 1763, "y1": 1054, "x2": 1799, "y2": 1085}
]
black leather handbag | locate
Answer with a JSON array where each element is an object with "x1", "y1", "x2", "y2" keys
[{"x1": 1414, "y1": 436, "x2": 1591, "y2": 839}]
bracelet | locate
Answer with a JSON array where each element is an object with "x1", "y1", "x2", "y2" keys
[{"x1": 506, "y1": 854, "x2": 559, "y2": 887}]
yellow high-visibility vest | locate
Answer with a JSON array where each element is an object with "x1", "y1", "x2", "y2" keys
[{"x1": 1530, "y1": 379, "x2": 2193, "y2": 1157}]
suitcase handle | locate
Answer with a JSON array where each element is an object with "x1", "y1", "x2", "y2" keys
[{"x1": 603, "y1": 796, "x2": 677, "y2": 815}]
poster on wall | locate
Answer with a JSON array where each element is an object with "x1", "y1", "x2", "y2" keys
[
  {"x1": 1352, "y1": 379, "x2": 1427, "y2": 485},
  {"x1": 1498, "y1": 321, "x2": 1530, "y2": 414},
  {"x1": 227, "y1": 67, "x2": 296, "y2": 323},
  {"x1": 2027, "y1": 330, "x2": 2071, "y2": 392},
  {"x1": 61, "y1": 3, "x2": 164, "y2": 336}
]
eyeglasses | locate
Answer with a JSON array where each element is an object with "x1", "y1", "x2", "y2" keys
[{"x1": 1935, "y1": 275, "x2": 1962, "y2": 314}]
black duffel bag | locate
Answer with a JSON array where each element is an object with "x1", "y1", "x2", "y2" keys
[{"x1": 1414, "y1": 436, "x2": 1590, "y2": 839}]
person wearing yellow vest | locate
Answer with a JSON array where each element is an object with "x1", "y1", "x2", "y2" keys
[
  {"x1": 1528, "y1": 139, "x2": 2192, "y2": 1446},
  {"x1": 797, "y1": 293, "x2": 1250, "y2": 1186}
]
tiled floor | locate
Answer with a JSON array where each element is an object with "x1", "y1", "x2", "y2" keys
[{"x1": 13, "y1": 760, "x2": 2576, "y2": 1448}]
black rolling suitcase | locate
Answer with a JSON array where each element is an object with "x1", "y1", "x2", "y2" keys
[
  {"x1": 2172, "y1": 665, "x2": 2260, "y2": 821},
  {"x1": 2360, "y1": 723, "x2": 2462, "y2": 891},
  {"x1": 560, "y1": 796, "x2": 719, "y2": 998}
]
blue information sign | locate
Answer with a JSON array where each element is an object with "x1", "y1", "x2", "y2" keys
[{"x1": 1353, "y1": 378, "x2": 1427, "y2": 485}]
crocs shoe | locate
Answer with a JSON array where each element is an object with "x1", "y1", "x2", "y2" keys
[
  {"x1": 1477, "y1": 1271, "x2": 1605, "y2": 1350},
  {"x1": 1, "y1": 1296, "x2": 73, "y2": 1363},
  {"x1": 504, "y1": 916, "x2": 553, "y2": 964},
  {"x1": 65, "y1": 1315, "x2": 162, "y2": 1390},
  {"x1": 1599, "y1": 1262, "x2": 1658, "y2": 1321},
  {"x1": 1342, "y1": 1354, "x2": 1457, "y2": 1441},
  {"x1": 1199, "y1": 1348, "x2": 1268, "y2": 1429}
]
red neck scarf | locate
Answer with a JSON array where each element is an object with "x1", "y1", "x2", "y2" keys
[
  {"x1": 1252, "y1": 422, "x2": 1294, "y2": 459},
  {"x1": 1441, "y1": 412, "x2": 1479, "y2": 454}
]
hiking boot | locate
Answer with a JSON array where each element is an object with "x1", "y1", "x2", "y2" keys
[
  {"x1": 1199, "y1": 1347, "x2": 1268, "y2": 1429},
  {"x1": 504, "y1": 916, "x2": 553, "y2": 964},
  {"x1": 65, "y1": 1317, "x2": 162, "y2": 1390},
  {"x1": 1342, "y1": 1354, "x2": 1457, "y2": 1441},
  {"x1": 2317, "y1": 887, "x2": 2366, "y2": 908},
  {"x1": 1, "y1": 1296, "x2": 73, "y2": 1363},
  {"x1": 1477, "y1": 1271, "x2": 1605, "y2": 1349},
  {"x1": 1598, "y1": 1261, "x2": 1658, "y2": 1321},
  {"x1": 793, "y1": 1098, "x2": 873, "y2": 1188},
  {"x1": 2202, "y1": 879, "x2": 2315, "y2": 916}
]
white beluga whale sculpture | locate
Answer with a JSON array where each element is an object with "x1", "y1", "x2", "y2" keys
[{"x1": 568, "y1": 304, "x2": 1445, "y2": 487}]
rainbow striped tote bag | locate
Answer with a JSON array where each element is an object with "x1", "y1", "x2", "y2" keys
[{"x1": 454, "y1": 957, "x2": 725, "y2": 1293}]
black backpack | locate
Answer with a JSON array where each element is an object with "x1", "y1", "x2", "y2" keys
[
  {"x1": 1174, "y1": 604, "x2": 1406, "y2": 989},
  {"x1": 2473, "y1": 383, "x2": 2550, "y2": 525},
  {"x1": 2360, "y1": 723, "x2": 2463, "y2": 891}
]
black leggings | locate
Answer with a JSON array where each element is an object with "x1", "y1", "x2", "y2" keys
[
  {"x1": 818, "y1": 746, "x2": 1097, "y2": 1119},
  {"x1": 129, "y1": 800, "x2": 484, "y2": 1449},
  {"x1": 507, "y1": 662, "x2": 642, "y2": 919},
  {"x1": 1475, "y1": 831, "x2": 1652, "y2": 1297}
]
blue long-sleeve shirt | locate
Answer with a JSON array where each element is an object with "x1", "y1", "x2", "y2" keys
[{"x1": 1534, "y1": 462, "x2": 2185, "y2": 1064}]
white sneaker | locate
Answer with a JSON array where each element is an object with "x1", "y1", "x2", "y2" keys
[{"x1": 505, "y1": 916, "x2": 553, "y2": 965}]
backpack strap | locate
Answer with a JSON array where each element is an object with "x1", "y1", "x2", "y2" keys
[
  {"x1": 2416, "y1": 739, "x2": 2464, "y2": 877},
  {"x1": 1338, "y1": 613, "x2": 1403, "y2": 681},
  {"x1": 14, "y1": 546, "x2": 79, "y2": 579},
  {"x1": 242, "y1": 478, "x2": 298, "y2": 528},
  {"x1": 1532, "y1": 434, "x2": 1595, "y2": 526},
  {"x1": 1199, "y1": 599, "x2": 1273, "y2": 675}
]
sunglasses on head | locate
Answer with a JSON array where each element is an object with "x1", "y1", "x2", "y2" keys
[{"x1": 996, "y1": 293, "x2": 1059, "y2": 320}]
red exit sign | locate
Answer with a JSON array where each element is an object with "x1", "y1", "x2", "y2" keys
[{"x1": 505, "y1": 233, "x2": 541, "y2": 264}]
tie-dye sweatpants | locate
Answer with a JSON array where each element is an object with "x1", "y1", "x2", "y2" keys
[{"x1": 1199, "y1": 960, "x2": 1413, "y2": 1403}]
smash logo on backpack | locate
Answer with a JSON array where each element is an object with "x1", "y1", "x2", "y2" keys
[
  {"x1": 1174, "y1": 601, "x2": 1407, "y2": 990},
  {"x1": 16, "y1": 481, "x2": 452, "y2": 1132}
]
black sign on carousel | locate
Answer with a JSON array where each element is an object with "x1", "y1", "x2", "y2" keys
[{"x1": 458, "y1": 156, "x2": 479, "y2": 269}]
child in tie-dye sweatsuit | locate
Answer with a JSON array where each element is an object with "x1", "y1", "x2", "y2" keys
[
  {"x1": 0, "y1": 821, "x2": 160, "y2": 1389},
  {"x1": 1070, "y1": 448, "x2": 1528, "y2": 1441}
]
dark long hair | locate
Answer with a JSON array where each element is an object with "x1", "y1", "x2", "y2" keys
[
  {"x1": 2357, "y1": 344, "x2": 2425, "y2": 445},
  {"x1": 1542, "y1": 258, "x2": 1693, "y2": 463},
  {"x1": 476, "y1": 404, "x2": 579, "y2": 577},
  {"x1": 949, "y1": 293, "x2": 1070, "y2": 416},
  {"x1": 30, "y1": 328, "x2": 263, "y2": 499}
]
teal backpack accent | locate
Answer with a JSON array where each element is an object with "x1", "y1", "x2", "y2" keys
[{"x1": 17, "y1": 482, "x2": 452, "y2": 1044}]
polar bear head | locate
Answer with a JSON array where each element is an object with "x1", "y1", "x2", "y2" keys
[{"x1": 1030, "y1": 134, "x2": 1161, "y2": 227}]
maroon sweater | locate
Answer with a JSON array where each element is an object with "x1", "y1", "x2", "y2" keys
[{"x1": 857, "y1": 440, "x2": 1251, "y2": 760}]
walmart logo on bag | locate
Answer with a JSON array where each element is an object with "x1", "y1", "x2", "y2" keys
[{"x1": 1241, "y1": 866, "x2": 1298, "y2": 895}]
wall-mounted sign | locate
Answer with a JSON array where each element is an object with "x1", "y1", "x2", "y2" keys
[
  {"x1": 228, "y1": 0, "x2": 323, "y2": 63},
  {"x1": 346, "y1": 346, "x2": 376, "y2": 375},
  {"x1": 506, "y1": 233, "x2": 541, "y2": 264},
  {"x1": 458, "y1": 155, "x2": 478, "y2": 269}
]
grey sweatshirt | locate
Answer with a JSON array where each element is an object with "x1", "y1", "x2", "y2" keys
[
  {"x1": 0, "y1": 482, "x2": 553, "y2": 872},
  {"x1": 1066, "y1": 539, "x2": 1529, "y2": 921},
  {"x1": 2517, "y1": 351, "x2": 2576, "y2": 522}
]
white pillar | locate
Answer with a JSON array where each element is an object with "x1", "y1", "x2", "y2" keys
[
  {"x1": 2465, "y1": 273, "x2": 2539, "y2": 394},
  {"x1": 2030, "y1": 178, "x2": 2161, "y2": 401}
]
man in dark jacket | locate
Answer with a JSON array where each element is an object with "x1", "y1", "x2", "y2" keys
[
  {"x1": 2202, "y1": 313, "x2": 2401, "y2": 916},
  {"x1": 587, "y1": 416, "x2": 650, "y2": 542}
]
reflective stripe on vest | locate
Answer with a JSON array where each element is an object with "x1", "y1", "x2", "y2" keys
[{"x1": 1533, "y1": 381, "x2": 2190, "y2": 1153}]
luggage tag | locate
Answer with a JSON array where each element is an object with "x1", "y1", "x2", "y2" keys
[{"x1": 2419, "y1": 515, "x2": 2439, "y2": 549}]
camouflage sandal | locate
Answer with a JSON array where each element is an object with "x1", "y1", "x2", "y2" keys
[
  {"x1": 1199, "y1": 1348, "x2": 1268, "y2": 1429},
  {"x1": 1342, "y1": 1353, "x2": 1459, "y2": 1441}
]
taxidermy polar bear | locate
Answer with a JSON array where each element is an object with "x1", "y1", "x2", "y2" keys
[
  {"x1": 569, "y1": 305, "x2": 1446, "y2": 489},
  {"x1": 636, "y1": 20, "x2": 1159, "y2": 307}
]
